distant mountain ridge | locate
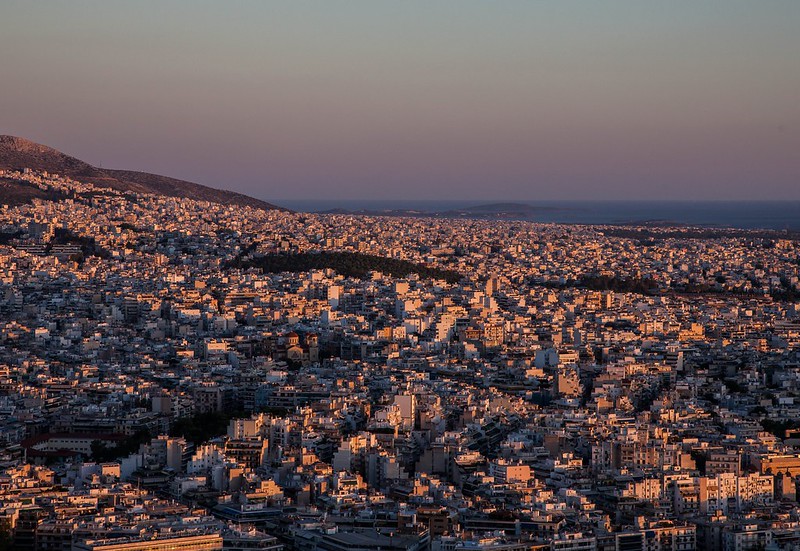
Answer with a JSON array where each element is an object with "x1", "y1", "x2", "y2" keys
[
  {"x1": 0, "y1": 135, "x2": 286, "y2": 210},
  {"x1": 315, "y1": 201, "x2": 569, "y2": 220}
]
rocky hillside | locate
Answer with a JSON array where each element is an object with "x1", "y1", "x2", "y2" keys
[{"x1": 0, "y1": 135, "x2": 286, "y2": 210}]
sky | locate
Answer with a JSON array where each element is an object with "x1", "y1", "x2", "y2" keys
[{"x1": 1, "y1": 1, "x2": 798, "y2": 202}]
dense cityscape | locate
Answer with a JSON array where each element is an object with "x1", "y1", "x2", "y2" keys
[{"x1": 1, "y1": 168, "x2": 800, "y2": 551}]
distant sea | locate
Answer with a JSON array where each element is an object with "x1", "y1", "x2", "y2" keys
[{"x1": 277, "y1": 200, "x2": 800, "y2": 231}]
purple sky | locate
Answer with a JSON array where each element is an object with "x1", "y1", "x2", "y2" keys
[{"x1": 1, "y1": 1, "x2": 798, "y2": 201}]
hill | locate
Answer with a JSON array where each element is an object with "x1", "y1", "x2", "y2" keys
[
  {"x1": 461, "y1": 202, "x2": 559, "y2": 213},
  {"x1": 0, "y1": 175, "x2": 69, "y2": 206},
  {"x1": 0, "y1": 135, "x2": 285, "y2": 210},
  {"x1": 310, "y1": 202, "x2": 569, "y2": 221},
  {"x1": 228, "y1": 251, "x2": 463, "y2": 283}
]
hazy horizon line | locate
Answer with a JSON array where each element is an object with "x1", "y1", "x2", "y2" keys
[{"x1": 271, "y1": 198, "x2": 800, "y2": 204}]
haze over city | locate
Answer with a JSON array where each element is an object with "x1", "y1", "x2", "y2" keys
[{"x1": 1, "y1": 1, "x2": 799, "y2": 201}]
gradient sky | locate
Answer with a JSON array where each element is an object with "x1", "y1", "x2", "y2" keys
[{"x1": 1, "y1": 1, "x2": 798, "y2": 201}]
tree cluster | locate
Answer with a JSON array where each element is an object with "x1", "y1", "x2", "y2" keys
[{"x1": 230, "y1": 251, "x2": 463, "y2": 283}]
